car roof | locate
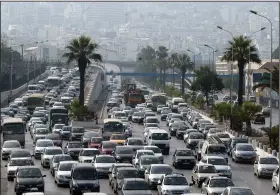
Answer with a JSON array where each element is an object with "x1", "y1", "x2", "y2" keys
[
  {"x1": 113, "y1": 163, "x2": 133, "y2": 167},
  {"x1": 204, "y1": 156, "x2": 225, "y2": 159},
  {"x1": 150, "y1": 164, "x2": 170, "y2": 167},
  {"x1": 117, "y1": 167, "x2": 137, "y2": 171},
  {"x1": 59, "y1": 161, "x2": 78, "y2": 165},
  {"x1": 123, "y1": 178, "x2": 145, "y2": 182},
  {"x1": 198, "y1": 163, "x2": 215, "y2": 167}
]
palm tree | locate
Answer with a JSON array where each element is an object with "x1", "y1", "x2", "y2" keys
[
  {"x1": 176, "y1": 53, "x2": 193, "y2": 95},
  {"x1": 63, "y1": 35, "x2": 102, "y2": 105},
  {"x1": 156, "y1": 46, "x2": 169, "y2": 92},
  {"x1": 169, "y1": 53, "x2": 179, "y2": 86},
  {"x1": 253, "y1": 65, "x2": 279, "y2": 94},
  {"x1": 221, "y1": 35, "x2": 261, "y2": 106}
]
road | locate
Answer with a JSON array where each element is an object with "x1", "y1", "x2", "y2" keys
[{"x1": 2, "y1": 64, "x2": 276, "y2": 195}]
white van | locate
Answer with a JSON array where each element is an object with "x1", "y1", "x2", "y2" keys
[
  {"x1": 27, "y1": 85, "x2": 40, "y2": 94},
  {"x1": 201, "y1": 136, "x2": 228, "y2": 162},
  {"x1": 178, "y1": 103, "x2": 188, "y2": 112},
  {"x1": 171, "y1": 97, "x2": 184, "y2": 113},
  {"x1": 146, "y1": 129, "x2": 171, "y2": 155}
]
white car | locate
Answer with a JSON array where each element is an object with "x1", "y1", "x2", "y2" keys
[
  {"x1": 41, "y1": 146, "x2": 63, "y2": 168},
  {"x1": 143, "y1": 146, "x2": 164, "y2": 163},
  {"x1": 33, "y1": 139, "x2": 54, "y2": 159},
  {"x1": 5, "y1": 157, "x2": 34, "y2": 181},
  {"x1": 52, "y1": 123, "x2": 65, "y2": 134},
  {"x1": 145, "y1": 164, "x2": 173, "y2": 188},
  {"x1": 132, "y1": 150, "x2": 155, "y2": 166},
  {"x1": 1, "y1": 140, "x2": 22, "y2": 160},
  {"x1": 157, "y1": 173, "x2": 191, "y2": 194},
  {"x1": 55, "y1": 161, "x2": 78, "y2": 186},
  {"x1": 93, "y1": 155, "x2": 116, "y2": 177},
  {"x1": 78, "y1": 148, "x2": 100, "y2": 163},
  {"x1": 144, "y1": 127, "x2": 159, "y2": 139}
]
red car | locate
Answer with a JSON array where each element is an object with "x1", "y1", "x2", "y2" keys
[
  {"x1": 99, "y1": 141, "x2": 117, "y2": 155},
  {"x1": 88, "y1": 137, "x2": 103, "y2": 148}
]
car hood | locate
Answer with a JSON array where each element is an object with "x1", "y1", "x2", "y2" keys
[
  {"x1": 2, "y1": 148, "x2": 20, "y2": 153},
  {"x1": 35, "y1": 147, "x2": 47, "y2": 151},
  {"x1": 95, "y1": 163, "x2": 114, "y2": 168},
  {"x1": 57, "y1": 171, "x2": 71, "y2": 177},
  {"x1": 214, "y1": 165, "x2": 230, "y2": 171},
  {"x1": 68, "y1": 148, "x2": 83, "y2": 152},
  {"x1": 259, "y1": 164, "x2": 278, "y2": 170},
  {"x1": 7, "y1": 166, "x2": 19, "y2": 172},
  {"x1": 42, "y1": 155, "x2": 55, "y2": 159},
  {"x1": 123, "y1": 190, "x2": 153, "y2": 195},
  {"x1": 79, "y1": 156, "x2": 94, "y2": 161},
  {"x1": 117, "y1": 153, "x2": 134, "y2": 157},
  {"x1": 237, "y1": 151, "x2": 256, "y2": 156},
  {"x1": 198, "y1": 173, "x2": 219, "y2": 178},
  {"x1": 150, "y1": 173, "x2": 165, "y2": 179},
  {"x1": 208, "y1": 187, "x2": 227, "y2": 193},
  {"x1": 176, "y1": 156, "x2": 196, "y2": 160},
  {"x1": 162, "y1": 185, "x2": 190, "y2": 191}
]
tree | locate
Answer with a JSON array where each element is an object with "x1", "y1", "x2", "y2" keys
[
  {"x1": 253, "y1": 65, "x2": 279, "y2": 94},
  {"x1": 176, "y1": 53, "x2": 193, "y2": 95},
  {"x1": 191, "y1": 66, "x2": 224, "y2": 105},
  {"x1": 169, "y1": 53, "x2": 179, "y2": 86},
  {"x1": 263, "y1": 125, "x2": 279, "y2": 151},
  {"x1": 155, "y1": 46, "x2": 169, "y2": 92},
  {"x1": 221, "y1": 35, "x2": 261, "y2": 106},
  {"x1": 272, "y1": 46, "x2": 279, "y2": 59},
  {"x1": 211, "y1": 102, "x2": 232, "y2": 122},
  {"x1": 63, "y1": 35, "x2": 102, "y2": 105}
]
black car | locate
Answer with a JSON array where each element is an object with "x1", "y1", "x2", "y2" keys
[
  {"x1": 175, "y1": 124, "x2": 189, "y2": 140},
  {"x1": 69, "y1": 163, "x2": 100, "y2": 195},
  {"x1": 45, "y1": 133, "x2": 63, "y2": 147},
  {"x1": 70, "y1": 127, "x2": 85, "y2": 141},
  {"x1": 172, "y1": 148, "x2": 196, "y2": 169},
  {"x1": 113, "y1": 146, "x2": 134, "y2": 163},
  {"x1": 10, "y1": 149, "x2": 32, "y2": 160},
  {"x1": 64, "y1": 141, "x2": 83, "y2": 160},
  {"x1": 253, "y1": 113, "x2": 265, "y2": 124},
  {"x1": 82, "y1": 131, "x2": 99, "y2": 148},
  {"x1": 61, "y1": 126, "x2": 72, "y2": 140},
  {"x1": 160, "y1": 110, "x2": 170, "y2": 121},
  {"x1": 14, "y1": 166, "x2": 46, "y2": 194}
]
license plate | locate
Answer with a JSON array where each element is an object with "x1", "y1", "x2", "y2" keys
[
  {"x1": 183, "y1": 162, "x2": 190, "y2": 164},
  {"x1": 82, "y1": 190, "x2": 91, "y2": 193}
]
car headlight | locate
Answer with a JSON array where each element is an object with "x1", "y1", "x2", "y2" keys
[
  {"x1": 163, "y1": 190, "x2": 172, "y2": 193},
  {"x1": 58, "y1": 175, "x2": 66, "y2": 179},
  {"x1": 116, "y1": 156, "x2": 121, "y2": 159},
  {"x1": 36, "y1": 183, "x2": 44, "y2": 187}
]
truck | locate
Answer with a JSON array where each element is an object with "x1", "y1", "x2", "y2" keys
[
  {"x1": 123, "y1": 84, "x2": 145, "y2": 108},
  {"x1": 48, "y1": 107, "x2": 69, "y2": 131}
]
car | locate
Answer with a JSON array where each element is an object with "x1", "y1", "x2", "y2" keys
[
  {"x1": 169, "y1": 121, "x2": 187, "y2": 136},
  {"x1": 99, "y1": 141, "x2": 117, "y2": 155},
  {"x1": 131, "y1": 112, "x2": 144, "y2": 123},
  {"x1": 172, "y1": 148, "x2": 196, "y2": 169},
  {"x1": 185, "y1": 132, "x2": 204, "y2": 149},
  {"x1": 232, "y1": 143, "x2": 257, "y2": 163},
  {"x1": 5, "y1": 157, "x2": 34, "y2": 181},
  {"x1": 253, "y1": 156, "x2": 278, "y2": 178},
  {"x1": 9, "y1": 149, "x2": 32, "y2": 160},
  {"x1": 33, "y1": 139, "x2": 54, "y2": 159},
  {"x1": 200, "y1": 156, "x2": 232, "y2": 178},
  {"x1": 1, "y1": 140, "x2": 22, "y2": 160},
  {"x1": 14, "y1": 166, "x2": 46, "y2": 194},
  {"x1": 119, "y1": 178, "x2": 152, "y2": 195},
  {"x1": 111, "y1": 167, "x2": 140, "y2": 193},
  {"x1": 69, "y1": 163, "x2": 100, "y2": 194},
  {"x1": 132, "y1": 149, "x2": 155, "y2": 166},
  {"x1": 228, "y1": 138, "x2": 248, "y2": 156},
  {"x1": 113, "y1": 146, "x2": 134, "y2": 163},
  {"x1": 41, "y1": 146, "x2": 63, "y2": 168},
  {"x1": 262, "y1": 107, "x2": 271, "y2": 117},
  {"x1": 70, "y1": 127, "x2": 85, "y2": 141},
  {"x1": 144, "y1": 164, "x2": 173, "y2": 188},
  {"x1": 61, "y1": 126, "x2": 72, "y2": 140},
  {"x1": 64, "y1": 141, "x2": 83, "y2": 160},
  {"x1": 124, "y1": 138, "x2": 144, "y2": 152},
  {"x1": 272, "y1": 166, "x2": 279, "y2": 192},
  {"x1": 143, "y1": 146, "x2": 163, "y2": 163},
  {"x1": 201, "y1": 176, "x2": 235, "y2": 194},
  {"x1": 55, "y1": 161, "x2": 78, "y2": 186},
  {"x1": 50, "y1": 154, "x2": 72, "y2": 177},
  {"x1": 222, "y1": 186, "x2": 255, "y2": 195},
  {"x1": 33, "y1": 128, "x2": 49, "y2": 143},
  {"x1": 108, "y1": 163, "x2": 134, "y2": 186},
  {"x1": 160, "y1": 109, "x2": 170, "y2": 121},
  {"x1": 183, "y1": 129, "x2": 199, "y2": 141},
  {"x1": 136, "y1": 155, "x2": 160, "y2": 178},
  {"x1": 93, "y1": 155, "x2": 116, "y2": 178},
  {"x1": 78, "y1": 148, "x2": 100, "y2": 163},
  {"x1": 52, "y1": 123, "x2": 65, "y2": 134},
  {"x1": 157, "y1": 173, "x2": 192, "y2": 194},
  {"x1": 191, "y1": 164, "x2": 219, "y2": 188},
  {"x1": 110, "y1": 134, "x2": 126, "y2": 145},
  {"x1": 253, "y1": 113, "x2": 265, "y2": 124},
  {"x1": 45, "y1": 133, "x2": 63, "y2": 148},
  {"x1": 88, "y1": 137, "x2": 103, "y2": 149}
]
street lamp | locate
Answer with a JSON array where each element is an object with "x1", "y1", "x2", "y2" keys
[
  {"x1": 204, "y1": 44, "x2": 217, "y2": 96},
  {"x1": 250, "y1": 10, "x2": 273, "y2": 135},
  {"x1": 245, "y1": 27, "x2": 266, "y2": 99},
  {"x1": 217, "y1": 26, "x2": 234, "y2": 103},
  {"x1": 7, "y1": 47, "x2": 14, "y2": 99}
]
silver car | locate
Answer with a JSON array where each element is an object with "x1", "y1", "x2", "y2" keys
[
  {"x1": 50, "y1": 154, "x2": 72, "y2": 177},
  {"x1": 93, "y1": 155, "x2": 116, "y2": 177},
  {"x1": 1, "y1": 140, "x2": 21, "y2": 160},
  {"x1": 144, "y1": 164, "x2": 173, "y2": 188},
  {"x1": 191, "y1": 164, "x2": 219, "y2": 188},
  {"x1": 232, "y1": 143, "x2": 257, "y2": 163},
  {"x1": 253, "y1": 156, "x2": 278, "y2": 178},
  {"x1": 120, "y1": 178, "x2": 153, "y2": 195},
  {"x1": 201, "y1": 176, "x2": 235, "y2": 195},
  {"x1": 157, "y1": 173, "x2": 191, "y2": 194},
  {"x1": 33, "y1": 128, "x2": 49, "y2": 143},
  {"x1": 33, "y1": 139, "x2": 54, "y2": 159},
  {"x1": 55, "y1": 161, "x2": 78, "y2": 186},
  {"x1": 200, "y1": 156, "x2": 232, "y2": 178},
  {"x1": 41, "y1": 146, "x2": 63, "y2": 168},
  {"x1": 5, "y1": 157, "x2": 34, "y2": 181}
]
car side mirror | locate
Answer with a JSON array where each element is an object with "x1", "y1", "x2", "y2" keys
[
  {"x1": 4, "y1": 165, "x2": 7, "y2": 167},
  {"x1": 42, "y1": 175, "x2": 46, "y2": 177},
  {"x1": 157, "y1": 180, "x2": 162, "y2": 185},
  {"x1": 194, "y1": 170, "x2": 197, "y2": 173},
  {"x1": 148, "y1": 136, "x2": 151, "y2": 139},
  {"x1": 145, "y1": 170, "x2": 148, "y2": 174},
  {"x1": 254, "y1": 161, "x2": 258, "y2": 164}
]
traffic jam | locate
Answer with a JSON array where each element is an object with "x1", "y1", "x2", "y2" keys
[{"x1": 1, "y1": 70, "x2": 279, "y2": 195}]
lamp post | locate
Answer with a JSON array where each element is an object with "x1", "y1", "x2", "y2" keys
[
  {"x1": 217, "y1": 26, "x2": 234, "y2": 103},
  {"x1": 8, "y1": 48, "x2": 14, "y2": 98},
  {"x1": 187, "y1": 49, "x2": 201, "y2": 81},
  {"x1": 204, "y1": 44, "x2": 217, "y2": 96},
  {"x1": 250, "y1": 10, "x2": 273, "y2": 134},
  {"x1": 245, "y1": 27, "x2": 266, "y2": 100}
]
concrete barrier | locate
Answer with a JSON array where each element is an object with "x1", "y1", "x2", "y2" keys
[
  {"x1": 1, "y1": 71, "x2": 49, "y2": 106},
  {"x1": 85, "y1": 70, "x2": 102, "y2": 111}
]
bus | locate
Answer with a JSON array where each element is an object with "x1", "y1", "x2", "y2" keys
[
  {"x1": 101, "y1": 119, "x2": 124, "y2": 140},
  {"x1": 49, "y1": 107, "x2": 69, "y2": 131},
  {"x1": 1, "y1": 118, "x2": 25, "y2": 147},
  {"x1": 46, "y1": 76, "x2": 62, "y2": 91},
  {"x1": 27, "y1": 93, "x2": 45, "y2": 113},
  {"x1": 151, "y1": 94, "x2": 168, "y2": 112}
]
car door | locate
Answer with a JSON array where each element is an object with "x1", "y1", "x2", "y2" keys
[
  {"x1": 64, "y1": 143, "x2": 69, "y2": 154},
  {"x1": 201, "y1": 178, "x2": 210, "y2": 193},
  {"x1": 172, "y1": 150, "x2": 177, "y2": 163},
  {"x1": 41, "y1": 148, "x2": 46, "y2": 160},
  {"x1": 192, "y1": 165, "x2": 199, "y2": 182},
  {"x1": 253, "y1": 157, "x2": 259, "y2": 173},
  {"x1": 144, "y1": 166, "x2": 151, "y2": 181},
  {"x1": 157, "y1": 176, "x2": 164, "y2": 194},
  {"x1": 272, "y1": 167, "x2": 279, "y2": 188}
]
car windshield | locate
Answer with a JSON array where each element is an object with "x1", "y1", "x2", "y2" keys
[
  {"x1": 62, "y1": 127, "x2": 72, "y2": 131},
  {"x1": 115, "y1": 112, "x2": 126, "y2": 118},
  {"x1": 208, "y1": 158, "x2": 227, "y2": 165},
  {"x1": 84, "y1": 132, "x2": 99, "y2": 138},
  {"x1": 103, "y1": 142, "x2": 117, "y2": 149},
  {"x1": 81, "y1": 150, "x2": 100, "y2": 156},
  {"x1": 199, "y1": 165, "x2": 216, "y2": 173},
  {"x1": 123, "y1": 181, "x2": 150, "y2": 190},
  {"x1": 162, "y1": 110, "x2": 170, "y2": 114},
  {"x1": 96, "y1": 156, "x2": 116, "y2": 163},
  {"x1": 146, "y1": 124, "x2": 158, "y2": 127},
  {"x1": 46, "y1": 134, "x2": 60, "y2": 140},
  {"x1": 111, "y1": 134, "x2": 126, "y2": 140},
  {"x1": 141, "y1": 157, "x2": 160, "y2": 165},
  {"x1": 151, "y1": 133, "x2": 169, "y2": 140},
  {"x1": 53, "y1": 155, "x2": 72, "y2": 163},
  {"x1": 146, "y1": 118, "x2": 158, "y2": 123},
  {"x1": 36, "y1": 129, "x2": 49, "y2": 134},
  {"x1": 18, "y1": 168, "x2": 42, "y2": 178},
  {"x1": 11, "y1": 151, "x2": 30, "y2": 158},
  {"x1": 259, "y1": 158, "x2": 278, "y2": 164},
  {"x1": 176, "y1": 150, "x2": 193, "y2": 156},
  {"x1": 104, "y1": 122, "x2": 123, "y2": 132},
  {"x1": 189, "y1": 133, "x2": 204, "y2": 139},
  {"x1": 45, "y1": 149, "x2": 62, "y2": 155},
  {"x1": 209, "y1": 178, "x2": 234, "y2": 187},
  {"x1": 217, "y1": 134, "x2": 230, "y2": 138},
  {"x1": 72, "y1": 128, "x2": 84, "y2": 133},
  {"x1": 2, "y1": 123, "x2": 25, "y2": 134},
  {"x1": 208, "y1": 146, "x2": 226, "y2": 154},
  {"x1": 37, "y1": 141, "x2": 54, "y2": 147},
  {"x1": 151, "y1": 166, "x2": 173, "y2": 174},
  {"x1": 9, "y1": 159, "x2": 33, "y2": 166},
  {"x1": 91, "y1": 137, "x2": 103, "y2": 143},
  {"x1": 68, "y1": 143, "x2": 83, "y2": 148},
  {"x1": 117, "y1": 147, "x2": 133, "y2": 154},
  {"x1": 117, "y1": 170, "x2": 138, "y2": 179},
  {"x1": 73, "y1": 169, "x2": 98, "y2": 180},
  {"x1": 146, "y1": 147, "x2": 161, "y2": 153},
  {"x1": 236, "y1": 145, "x2": 254, "y2": 151},
  {"x1": 128, "y1": 139, "x2": 144, "y2": 145},
  {"x1": 33, "y1": 112, "x2": 45, "y2": 117},
  {"x1": 164, "y1": 176, "x2": 188, "y2": 185},
  {"x1": 230, "y1": 188, "x2": 254, "y2": 195},
  {"x1": 59, "y1": 163, "x2": 76, "y2": 171},
  {"x1": 3, "y1": 141, "x2": 20, "y2": 148}
]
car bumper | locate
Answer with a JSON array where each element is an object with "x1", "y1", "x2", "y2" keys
[
  {"x1": 15, "y1": 186, "x2": 44, "y2": 194},
  {"x1": 72, "y1": 186, "x2": 100, "y2": 195},
  {"x1": 259, "y1": 170, "x2": 274, "y2": 177},
  {"x1": 235, "y1": 156, "x2": 256, "y2": 162},
  {"x1": 34, "y1": 152, "x2": 42, "y2": 159},
  {"x1": 96, "y1": 169, "x2": 110, "y2": 177}
]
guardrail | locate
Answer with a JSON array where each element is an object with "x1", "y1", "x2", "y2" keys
[{"x1": 1, "y1": 71, "x2": 49, "y2": 107}]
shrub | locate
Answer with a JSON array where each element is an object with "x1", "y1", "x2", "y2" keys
[{"x1": 69, "y1": 99, "x2": 89, "y2": 121}]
